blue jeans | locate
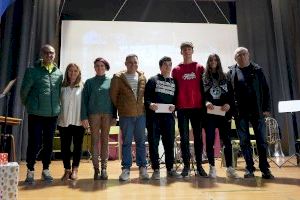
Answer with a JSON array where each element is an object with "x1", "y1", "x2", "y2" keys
[
  {"x1": 235, "y1": 115, "x2": 269, "y2": 173},
  {"x1": 119, "y1": 115, "x2": 147, "y2": 169}
]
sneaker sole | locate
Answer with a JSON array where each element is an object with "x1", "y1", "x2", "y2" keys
[
  {"x1": 167, "y1": 175, "x2": 183, "y2": 179},
  {"x1": 119, "y1": 177, "x2": 130, "y2": 181},
  {"x1": 227, "y1": 176, "x2": 240, "y2": 179},
  {"x1": 24, "y1": 180, "x2": 35, "y2": 185},
  {"x1": 151, "y1": 176, "x2": 160, "y2": 180},
  {"x1": 42, "y1": 176, "x2": 54, "y2": 182},
  {"x1": 42, "y1": 179, "x2": 53, "y2": 183},
  {"x1": 139, "y1": 176, "x2": 150, "y2": 180},
  {"x1": 244, "y1": 175, "x2": 255, "y2": 178}
]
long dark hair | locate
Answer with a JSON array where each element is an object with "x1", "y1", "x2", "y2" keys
[
  {"x1": 62, "y1": 63, "x2": 82, "y2": 87},
  {"x1": 204, "y1": 53, "x2": 226, "y2": 81}
]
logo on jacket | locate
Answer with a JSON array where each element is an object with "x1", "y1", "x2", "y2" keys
[
  {"x1": 210, "y1": 86, "x2": 221, "y2": 99},
  {"x1": 182, "y1": 72, "x2": 196, "y2": 80},
  {"x1": 155, "y1": 80, "x2": 175, "y2": 96}
]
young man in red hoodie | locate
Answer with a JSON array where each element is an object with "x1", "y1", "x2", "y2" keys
[{"x1": 172, "y1": 42, "x2": 207, "y2": 177}]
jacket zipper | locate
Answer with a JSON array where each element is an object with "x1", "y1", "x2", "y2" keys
[{"x1": 49, "y1": 72, "x2": 53, "y2": 116}]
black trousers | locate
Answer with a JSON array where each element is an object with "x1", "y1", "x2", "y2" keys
[
  {"x1": 147, "y1": 113, "x2": 175, "y2": 171},
  {"x1": 177, "y1": 108, "x2": 205, "y2": 169},
  {"x1": 58, "y1": 125, "x2": 85, "y2": 169},
  {"x1": 204, "y1": 114, "x2": 233, "y2": 167},
  {"x1": 26, "y1": 114, "x2": 58, "y2": 171}
]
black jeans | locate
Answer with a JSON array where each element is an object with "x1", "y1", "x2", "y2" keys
[
  {"x1": 204, "y1": 114, "x2": 233, "y2": 167},
  {"x1": 235, "y1": 114, "x2": 269, "y2": 173},
  {"x1": 58, "y1": 125, "x2": 85, "y2": 169},
  {"x1": 177, "y1": 108, "x2": 204, "y2": 169},
  {"x1": 147, "y1": 113, "x2": 175, "y2": 171},
  {"x1": 26, "y1": 114, "x2": 58, "y2": 171}
]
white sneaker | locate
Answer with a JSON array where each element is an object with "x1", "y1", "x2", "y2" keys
[
  {"x1": 139, "y1": 166, "x2": 150, "y2": 180},
  {"x1": 119, "y1": 168, "x2": 130, "y2": 181},
  {"x1": 151, "y1": 169, "x2": 160, "y2": 180},
  {"x1": 208, "y1": 165, "x2": 217, "y2": 178},
  {"x1": 25, "y1": 170, "x2": 35, "y2": 184},
  {"x1": 42, "y1": 169, "x2": 53, "y2": 182},
  {"x1": 226, "y1": 167, "x2": 240, "y2": 179}
]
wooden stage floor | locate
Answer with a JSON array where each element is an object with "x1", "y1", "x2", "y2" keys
[{"x1": 18, "y1": 158, "x2": 300, "y2": 200}]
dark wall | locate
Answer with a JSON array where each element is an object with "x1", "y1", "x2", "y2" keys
[
  {"x1": 236, "y1": 0, "x2": 300, "y2": 154},
  {"x1": 61, "y1": 0, "x2": 236, "y2": 23}
]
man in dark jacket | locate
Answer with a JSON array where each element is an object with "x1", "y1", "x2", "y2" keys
[
  {"x1": 21, "y1": 44, "x2": 63, "y2": 184},
  {"x1": 144, "y1": 56, "x2": 182, "y2": 180},
  {"x1": 227, "y1": 47, "x2": 274, "y2": 179}
]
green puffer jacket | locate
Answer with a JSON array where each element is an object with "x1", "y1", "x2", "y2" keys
[{"x1": 20, "y1": 60, "x2": 63, "y2": 117}]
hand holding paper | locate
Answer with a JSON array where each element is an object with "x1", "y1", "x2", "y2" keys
[
  {"x1": 155, "y1": 103, "x2": 174, "y2": 113},
  {"x1": 207, "y1": 105, "x2": 226, "y2": 116}
]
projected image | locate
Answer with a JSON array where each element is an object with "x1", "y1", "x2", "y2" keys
[{"x1": 60, "y1": 21, "x2": 238, "y2": 81}]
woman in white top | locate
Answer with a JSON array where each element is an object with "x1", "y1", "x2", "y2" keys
[{"x1": 58, "y1": 63, "x2": 85, "y2": 181}]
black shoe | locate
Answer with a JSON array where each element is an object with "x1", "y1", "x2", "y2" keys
[
  {"x1": 197, "y1": 166, "x2": 208, "y2": 177},
  {"x1": 167, "y1": 169, "x2": 182, "y2": 179},
  {"x1": 94, "y1": 168, "x2": 101, "y2": 180},
  {"x1": 101, "y1": 169, "x2": 108, "y2": 180},
  {"x1": 244, "y1": 170, "x2": 255, "y2": 178},
  {"x1": 181, "y1": 167, "x2": 190, "y2": 177},
  {"x1": 262, "y1": 171, "x2": 275, "y2": 179}
]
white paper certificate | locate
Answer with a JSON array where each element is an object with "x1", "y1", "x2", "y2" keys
[
  {"x1": 155, "y1": 103, "x2": 174, "y2": 113},
  {"x1": 207, "y1": 106, "x2": 226, "y2": 116}
]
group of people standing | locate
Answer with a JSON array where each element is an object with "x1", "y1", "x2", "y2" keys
[{"x1": 20, "y1": 42, "x2": 274, "y2": 185}]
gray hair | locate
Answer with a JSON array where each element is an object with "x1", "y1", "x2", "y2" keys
[{"x1": 234, "y1": 47, "x2": 248, "y2": 59}]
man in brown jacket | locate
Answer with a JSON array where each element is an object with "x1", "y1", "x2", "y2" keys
[{"x1": 110, "y1": 54, "x2": 149, "y2": 181}]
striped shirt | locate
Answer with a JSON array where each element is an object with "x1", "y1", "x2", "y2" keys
[{"x1": 125, "y1": 72, "x2": 138, "y2": 99}]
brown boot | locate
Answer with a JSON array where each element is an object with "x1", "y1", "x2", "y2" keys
[
  {"x1": 61, "y1": 169, "x2": 71, "y2": 181},
  {"x1": 70, "y1": 167, "x2": 78, "y2": 180}
]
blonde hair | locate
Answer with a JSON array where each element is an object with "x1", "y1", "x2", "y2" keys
[{"x1": 62, "y1": 63, "x2": 82, "y2": 87}]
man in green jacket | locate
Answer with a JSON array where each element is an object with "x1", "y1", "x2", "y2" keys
[{"x1": 20, "y1": 44, "x2": 63, "y2": 184}]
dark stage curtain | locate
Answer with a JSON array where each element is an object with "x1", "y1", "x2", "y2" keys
[
  {"x1": 0, "y1": 0, "x2": 61, "y2": 161},
  {"x1": 0, "y1": 0, "x2": 299, "y2": 160},
  {"x1": 236, "y1": 0, "x2": 300, "y2": 154}
]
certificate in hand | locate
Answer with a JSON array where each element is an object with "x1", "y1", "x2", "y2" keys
[
  {"x1": 207, "y1": 106, "x2": 226, "y2": 116},
  {"x1": 155, "y1": 103, "x2": 173, "y2": 113}
]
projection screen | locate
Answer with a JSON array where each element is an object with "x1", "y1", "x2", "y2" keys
[{"x1": 60, "y1": 21, "x2": 238, "y2": 81}]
